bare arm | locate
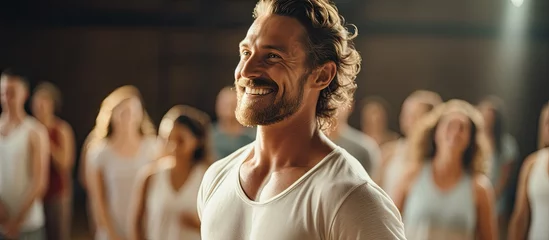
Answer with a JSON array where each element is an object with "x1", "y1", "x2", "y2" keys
[
  {"x1": 10, "y1": 127, "x2": 49, "y2": 226},
  {"x1": 87, "y1": 155, "x2": 124, "y2": 240},
  {"x1": 474, "y1": 174, "x2": 498, "y2": 240},
  {"x1": 508, "y1": 155, "x2": 536, "y2": 240},
  {"x1": 50, "y1": 121, "x2": 75, "y2": 177},
  {"x1": 128, "y1": 166, "x2": 155, "y2": 240},
  {"x1": 79, "y1": 137, "x2": 94, "y2": 190}
]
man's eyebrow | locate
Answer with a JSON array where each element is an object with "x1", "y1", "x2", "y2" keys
[
  {"x1": 261, "y1": 44, "x2": 287, "y2": 54},
  {"x1": 239, "y1": 42, "x2": 287, "y2": 53}
]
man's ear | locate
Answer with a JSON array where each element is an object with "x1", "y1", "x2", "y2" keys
[{"x1": 310, "y1": 61, "x2": 337, "y2": 90}]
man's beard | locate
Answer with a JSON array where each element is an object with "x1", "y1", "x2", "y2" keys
[{"x1": 235, "y1": 74, "x2": 307, "y2": 127}]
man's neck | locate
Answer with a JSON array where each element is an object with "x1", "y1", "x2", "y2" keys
[
  {"x1": 0, "y1": 109, "x2": 27, "y2": 124},
  {"x1": 252, "y1": 116, "x2": 332, "y2": 170}
]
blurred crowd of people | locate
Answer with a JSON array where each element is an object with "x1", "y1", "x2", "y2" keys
[
  {"x1": 1, "y1": 0, "x2": 548, "y2": 239},
  {"x1": 1, "y1": 68, "x2": 547, "y2": 239}
]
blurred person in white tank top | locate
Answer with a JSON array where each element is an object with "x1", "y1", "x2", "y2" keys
[
  {"x1": 0, "y1": 69, "x2": 50, "y2": 240},
  {"x1": 129, "y1": 106, "x2": 212, "y2": 240},
  {"x1": 509, "y1": 102, "x2": 549, "y2": 240},
  {"x1": 376, "y1": 90, "x2": 442, "y2": 198}
]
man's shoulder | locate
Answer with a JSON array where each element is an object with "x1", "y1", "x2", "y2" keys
[
  {"x1": 314, "y1": 170, "x2": 398, "y2": 223},
  {"x1": 319, "y1": 151, "x2": 397, "y2": 208},
  {"x1": 314, "y1": 148, "x2": 377, "y2": 197},
  {"x1": 337, "y1": 181, "x2": 396, "y2": 213}
]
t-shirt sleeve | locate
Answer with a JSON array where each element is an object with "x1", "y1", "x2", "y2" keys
[
  {"x1": 328, "y1": 183, "x2": 406, "y2": 240},
  {"x1": 197, "y1": 162, "x2": 218, "y2": 221}
]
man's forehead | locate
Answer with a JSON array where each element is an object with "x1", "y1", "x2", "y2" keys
[{"x1": 241, "y1": 15, "x2": 306, "y2": 47}]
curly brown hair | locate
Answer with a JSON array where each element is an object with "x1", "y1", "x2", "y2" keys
[
  {"x1": 407, "y1": 99, "x2": 491, "y2": 174},
  {"x1": 253, "y1": 0, "x2": 361, "y2": 131}
]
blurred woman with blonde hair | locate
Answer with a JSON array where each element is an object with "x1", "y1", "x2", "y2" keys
[
  {"x1": 393, "y1": 100, "x2": 497, "y2": 240},
  {"x1": 84, "y1": 85, "x2": 159, "y2": 240},
  {"x1": 508, "y1": 102, "x2": 549, "y2": 240},
  {"x1": 129, "y1": 105, "x2": 213, "y2": 240}
]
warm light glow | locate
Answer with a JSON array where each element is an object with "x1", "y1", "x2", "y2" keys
[{"x1": 511, "y1": 0, "x2": 524, "y2": 7}]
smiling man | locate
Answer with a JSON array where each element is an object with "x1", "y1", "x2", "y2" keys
[{"x1": 197, "y1": 0, "x2": 406, "y2": 239}]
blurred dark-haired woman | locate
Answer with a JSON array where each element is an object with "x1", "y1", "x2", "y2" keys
[{"x1": 129, "y1": 106, "x2": 212, "y2": 240}]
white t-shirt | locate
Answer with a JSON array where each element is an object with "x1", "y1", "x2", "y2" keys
[{"x1": 197, "y1": 143, "x2": 406, "y2": 240}]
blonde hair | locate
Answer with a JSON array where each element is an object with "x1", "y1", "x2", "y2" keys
[
  {"x1": 539, "y1": 102, "x2": 549, "y2": 149},
  {"x1": 84, "y1": 85, "x2": 156, "y2": 149},
  {"x1": 407, "y1": 99, "x2": 491, "y2": 174}
]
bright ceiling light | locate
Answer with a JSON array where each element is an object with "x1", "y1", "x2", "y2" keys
[{"x1": 511, "y1": 0, "x2": 524, "y2": 7}]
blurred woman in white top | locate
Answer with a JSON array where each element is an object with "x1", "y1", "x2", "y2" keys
[
  {"x1": 85, "y1": 85, "x2": 159, "y2": 240},
  {"x1": 129, "y1": 105, "x2": 212, "y2": 240},
  {"x1": 508, "y1": 102, "x2": 549, "y2": 240}
]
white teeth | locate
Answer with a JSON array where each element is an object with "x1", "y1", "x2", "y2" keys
[{"x1": 245, "y1": 87, "x2": 273, "y2": 95}]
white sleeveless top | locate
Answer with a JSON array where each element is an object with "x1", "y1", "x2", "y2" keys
[
  {"x1": 403, "y1": 163, "x2": 476, "y2": 240},
  {"x1": 382, "y1": 139, "x2": 407, "y2": 200},
  {"x1": 145, "y1": 163, "x2": 205, "y2": 240},
  {"x1": 88, "y1": 137, "x2": 159, "y2": 240},
  {"x1": 527, "y1": 148, "x2": 549, "y2": 240},
  {"x1": 0, "y1": 117, "x2": 45, "y2": 231}
]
